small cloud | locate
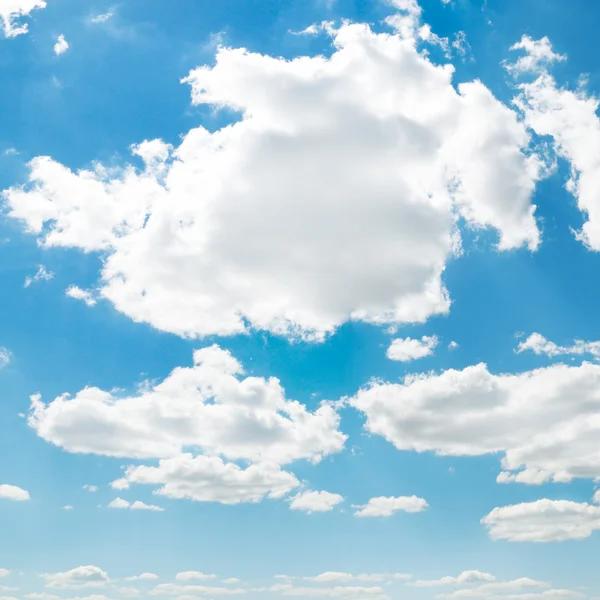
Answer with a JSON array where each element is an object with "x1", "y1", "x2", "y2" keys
[
  {"x1": 353, "y1": 495, "x2": 428, "y2": 517},
  {"x1": 175, "y1": 572, "x2": 217, "y2": 582},
  {"x1": 448, "y1": 340, "x2": 459, "y2": 350},
  {"x1": 108, "y1": 498, "x2": 164, "y2": 512},
  {"x1": 387, "y1": 335, "x2": 438, "y2": 362},
  {"x1": 66, "y1": 286, "x2": 97, "y2": 307},
  {"x1": 24, "y1": 265, "x2": 54, "y2": 288},
  {"x1": 124, "y1": 573, "x2": 158, "y2": 582},
  {"x1": 63, "y1": 505, "x2": 74, "y2": 510},
  {"x1": 0, "y1": 348, "x2": 11, "y2": 369},
  {"x1": 0, "y1": 484, "x2": 30, "y2": 502},
  {"x1": 53, "y1": 34, "x2": 69, "y2": 56},
  {"x1": 505, "y1": 35, "x2": 566, "y2": 75},
  {"x1": 90, "y1": 12, "x2": 113, "y2": 24},
  {"x1": 289, "y1": 490, "x2": 344, "y2": 514},
  {"x1": 83, "y1": 485, "x2": 98, "y2": 493}
]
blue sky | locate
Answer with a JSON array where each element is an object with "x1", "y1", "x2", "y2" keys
[{"x1": 2, "y1": 0, "x2": 600, "y2": 599}]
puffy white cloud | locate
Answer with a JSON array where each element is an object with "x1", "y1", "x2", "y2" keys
[
  {"x1": 481, "y1": 499, "x2": 600, "y2": 542},
  {"x1": 0, "y1": 348, "x2": 11, "y2": 369},
  {"x1": 305, "y1": 573, "x2": 410, "y2": 583},
  {"x1": 289, "y1": 490, "x2": 344, "y2": 513},
  {"x1": 111, "y1": 454, "x2": 299, "y2": 505},
  {"x1": 350, "y1": 361, "x2": 600, "y2": 484},
  {"x1": 42, "y1": 566, "x2": 109, "y2": 590},
  {"x1": 507, "y1": 36, "x2": 566, "y2": 75},
  {"x1": 353, "y1": 495, "x2": 428, "y2": 517},
  {"x1": 0, "y1": 0, "x2": 46, "y2": 37},
  {"x1": 29, "y1": 345, "x2": 345, "y2": 465},
  {"x1": 24, "y1": 265, "x2": 54, "y2": 288},
  {"x1": 386, "y1": 335, "x2": 438, "y2": 361},
  {"x1": 53, "y1": 34, "x2": 69, "y2": 55},
  {"x1": 0, "y1": 484, "x2": 30, "y2": 501},
  {"x1": 516, "y1": 333, "x2": 600, "y2": 360},
  {"x1": 175, "y1": 573, "x2": 216, "y2": 582},
  {"x1": 124, "y1": 574, "x2": 158, "y2": 582},
  {"x1": 4, "y1": 9, "x2": 543, "y2": 340},
  {"x1": 65, "y1": 286, "x2": 97, "y2": 307},
  {"x1": 107, "y1": 498, "x2": 164, "y2": 511}
]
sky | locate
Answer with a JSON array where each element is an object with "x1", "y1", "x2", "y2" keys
[{"x1": 2, "y1": 0, "x2": 600, "y2": 598}]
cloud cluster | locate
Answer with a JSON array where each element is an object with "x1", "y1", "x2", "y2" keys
[
  {"x1": 517, "y1": 333, "x2": 600, "y2": 360},
  {"x1": 4, "y1": 6, "x2": 542, "y2": 341},
  {"x1": 350, "y1": 361, "x2": 600, "y2": 484},
  {"x1": 107, "y1": 498, "x2": 165, "y2": 512}
]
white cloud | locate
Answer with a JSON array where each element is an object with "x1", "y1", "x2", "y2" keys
[
  {"x1": 175, "y1": 573, "x2": 216, "y2": 582},
  {"x1": 83, "y1": 485, "x2": 98, "y2": 493},
  {"x1": 63, "y1": 505, "x2": 74, "y2": 510},
  {"x1": 0, "y1": 0, "x2": 46, "y2": 37},
  {"x1": 305, "y1": 573, "x2": 410, "y2": 583},
  {"x1": 386, "y1": 335, "x2": 438, "y2": 361},
  {"x1": 111, "y1": 454, "x2": 299, "y2": 505},
  {"x1": 125, "y1": 574, "x2": 158, "y2": 582},
  {"x1": 90, "y1": 12, "x2": 113, "y2": 24},
  {"x1": 413, "y1": 571, "x2": 497, "y2": 587},
  {"x1": 350, "y1": 361, "x2": 600, "y2": 484},
  {"x1": 53, "y1": 34, "x2": 69, "y2": 55},
  {"x1": 268, "y1": 583, "x2": 389, "y2": 598},
  {"x1": 42, "y1": 566, "x2": 109, "y2": 590},
  {"x1": 448, "y1": 340, "x2": 459, "y2": 350},
  {"x1": 481, "y1": 499, "x2": 600, "y2": 542},
  {"x1": 29, "y1": 345, "x2": 345, "y2": 465},
  {"x1": 24, "y1": 265, "x2": 54, "y2": 288},
  {"x1": 0, "y1": 348, "x2": 11, "y2": 369},
  {"x1": 289, "y1": 490, "x2": 344, "y2": 513},
  {"x1": 353, "y1": 495, "x2": 428, "y2": 517},
  {"x1": 148, "y1": 583, "x2": 246, "y2": 596},
  {"x1": 4, "y1": 11, "x2": 543, "y2": 341},
  {"x1": 0, "y1": 484, "x2": 30, "y2": 501},
  {"x1": 509, "y1": 43, "x2": 600, "y2": 251},
  {"x1": 517, "y1": 332, "x2": 600, "y2": 360},
  {"x1": 0, "y1": 571, "x2": 9, "y2": 578},
  {"x1": 65, "y1": 286, "x2": 97, "y2": 307},
  {"x1": 507, "y1": 36, "x2": 566, "y2": 75},
  {"x1": 108, "y1": 498, "x2": 164, "y2": 512},
  {"x1": 594, "y1": 490, "x2": 600, "y2": 504},
  {"x1": 25, "y1": 595, "x2": 61, "y2": 600}
]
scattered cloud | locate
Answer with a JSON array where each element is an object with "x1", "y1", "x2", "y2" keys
[
  {"x1": 90, "y1": 12, "x2": 113, "y2": 24},
  {"x1": 108, "y1": 498, "x2": 164, "y2": 512},
  {"x1": 289, "y1": 490, "x2": 344, "y2": 513},
  {"x1": 0, "y1": 484, "x2": 30, "y2": 501},
  {"x1": 386, "y1": 335, "x2": 438, "y2": 362},
  {"x1": 42, "y1": 566, "x2": 109, "y2": 590},
  {"x1": 0, "y1": 348, "x2": 11, "y2": 369},
  {"x1": 83, "y1": 485, "x2": 98, "y2": 493},
  {"x1": 305, "y1": 573, "x2": 411, "y2": 583},
  {"x1": 516, "y1": 332, "x2": 600, "y2": 360},
  {"x1": 65, "y1": 286, "x2": 97, "y2": 307},
  {"x1": 63, "y1": 505, "x2": 74, "y2": 511},
  {"x1": 5, "y1": 10, "x2": 543, "y2": 340},
  {"x1": 481, "y1": 498, "x2": 600, "y2": 542},
  {"x1": 353, "y1": 495, "x2": 428, "y2": 517},
  {"x1": 147, "y1": 583, "x2": 247, "y2": 596},
  {"x1": 124, "y1": 574, "x2": 158, "y2": 582},
  {"x1": 350, "y1": 361, "x2": 600, "y2": 484},
  {"x1": 175, "y1": 573, "x2": 216, "y2": 582},
  {"x1": 0, "y1": 570, "x2": 9, "y2": 578},
  {"x1": 0, "y1": 0, "x2": 46, "y2": 37},
  {"x1": 507, "y1": 35, "x2": 566, "y2": 75},
  {"x1": 24, "y1": 265, "x2": 54, "y2": 288},
  {"x1": 412, "y1": 571, "x2": 497, "y2": 587},
  {"x1": 448, "y1": 340, "x2": 459, "y2": 350},
  {"x1": 53, "y1": 34, "x2": 69, "y2": 56}
]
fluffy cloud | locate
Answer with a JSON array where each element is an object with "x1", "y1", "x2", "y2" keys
[
  {"x1": 516, "y1": 333, "x2": 600, "y2": 360},
  {"x1": 42, "y1": 566, "x2": 109, "y2": 590},
  {"x1": 508, "y1": 38, "x2": 600, "y2": 251},
  {"x1": 124, "y1": 574, "x2": 158, "y2": 582},
  {"x1": 28, "y1": 345, "x2": 345, "y2": 464},
  {"x1": 0, "y1": 0, "x2": 46, "y2": 37},
  {"x1": 507, "y1": 36, "x2": 566, "y2": 74},
  {"x1": 350, "y1": 361, "x2": 600, "y2": 484},
  {"x1": 24, "y1": 265, "x2": 54, "y2": 288},
  {"x1": 481, "y1": 499, "x2": 600, "y2": 542},
  {"x1": 4, "y1": 6, "x2": 542, "y2": 340},
  {"x1": 353, "y1": 495, "x2": 428, "y2": 517},
  {"x1": 0, "y1": 484, "x2": 30, "y2": 501},
  {"x1": 107, "y1": 498, "x2": 164, "y2": 511},
  {"x1": 413, "y1": 571, "x2": 497, "y2": 587},
  {"x1": 111, "y1": 454, "x2": 299, "y2": 505},
  {"x1": 65, "y1": 286, "x2": 97, "y2": 307},
  {"x1": 386, "y1": 335, "x2": 438, "y2": 361},
  {"x1": 53, "y1": 34, "x2": 69, "y2": 55},
  {"x1": 175, "y1": 573, "x2": 216, "y2": 582},
  {"x1": 289, "y1": 490, "x2": 344, "y2": 513}
]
